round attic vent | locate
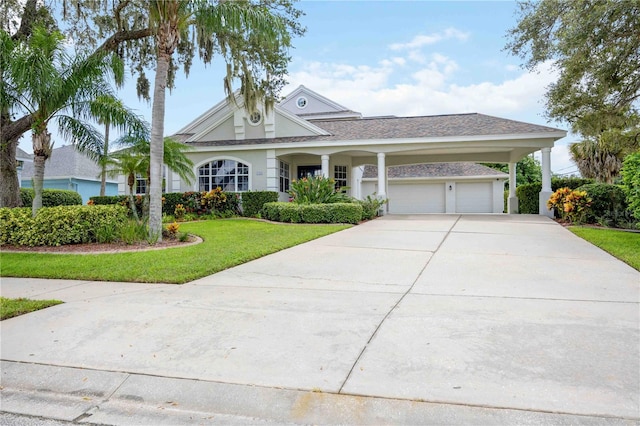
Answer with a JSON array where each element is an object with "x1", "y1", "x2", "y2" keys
[
  {"x1": 296, "y1": 96, "x2": 308, "y2": 109},
  {"x1": 248, "y1": 111, "x2": 262, "y2": 125}
]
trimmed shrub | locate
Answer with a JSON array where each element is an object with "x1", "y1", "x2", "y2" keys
[
  {"x1": 163, "y1": 192, "x2": 184, "y2": 216},
  {"x1": 242, "y1": 191, "x2": 279, "y2": 217},
  {"x1": 20, "y1": 188, "x2": 33, "y2": 207},
  {"x1": 576, "y1": 183, "x2": 627, "y2": 223},
  {"x1": 0, "y1": 205, "x2": 128, "y2": 246},
  {"x1": 261, "y1": 202, "x2": 361, "y2": 224},
  {"x1": 516, "y1": 183, "x2": 541, "y2": 214},
  {"x1": 20, "y1": 188, "x2": 82, "y2": 207},
  {"x1": 90, "y1": 195, "x2": 127, "y2": 205},
  {"x1": 329, "y1": 203, "x2": 363, "y2": 224},
  {"x1": 552, "y1": 177, "x2": 594, "y2": 190}
]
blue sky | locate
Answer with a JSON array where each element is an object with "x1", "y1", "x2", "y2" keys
[{"x1": 21, "y1": 0, "x2": 578, "y2": 174}]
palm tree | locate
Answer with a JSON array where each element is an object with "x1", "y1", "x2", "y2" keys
[
  {"x1": 145, "y1": 0, "x2": 290, "y2": 241},
  {"x1": 570, "y1": 128, "x2": 640, "y2": 183},
  {"x1": 106, "y1": 150, "x2": 146, "y2": 221},
  {"x1": 5, "y1": 26, "x2": 137, "y2": 216},
  {"x1": 110, "y1": 133, "x2": 195, "y2": 220}
]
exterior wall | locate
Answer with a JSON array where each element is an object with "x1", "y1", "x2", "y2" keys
[
  {"x1": 274, "y1": 114, "x2": 321, "y2": 137},
  {"x1": 200, "y1": 116, "x2": 236, "y2": 141},
  {"x1": 188, "y1": 150, "x2": 269, "y2": 192},
  {"x1": 21, "y1": 178, "x2": 117, "y2": 204}
]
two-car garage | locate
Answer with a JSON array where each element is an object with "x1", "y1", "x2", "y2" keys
[{"x1": 360, "y1": 163, "x2": 507, "y2": 214}]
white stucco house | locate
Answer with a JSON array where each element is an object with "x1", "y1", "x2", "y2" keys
[{"x1": 132, "y1": 85, "x2": 566, "y2": 216}]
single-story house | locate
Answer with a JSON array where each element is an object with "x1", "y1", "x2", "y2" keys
[
  {"x1": 21, "y1": 144, "x2": 117, "y2": 203},
  {"x1": 138, "y1": 85, "x2": 566, "y2": 216}
]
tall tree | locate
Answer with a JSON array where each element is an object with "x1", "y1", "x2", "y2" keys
[
  {"x1": 1, "y1": 0, "x2": 303, "y2": 232},
  {"x1": 0, "y1": 0, "x2": 57, "y2": 207},
  {"x1": 483, "y1": 155, "x2": 542, "y2": 187},
  {"x1": 5, "y1": 26, "x2": 144, "y2": 215},
  {"x1": 143, "y1": 0, "x2": 292, "y2": 241},
  {"x1": 506, "y1": 0, "x2": 640, "y2": 131}
]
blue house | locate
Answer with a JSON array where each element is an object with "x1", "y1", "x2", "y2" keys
[{"x1": 21, "y1": 145, "x2": 117, "y2": 203}]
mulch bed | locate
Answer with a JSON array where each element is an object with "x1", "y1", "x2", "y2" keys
[{"x1": 1, "y1": 235, "x2": 201, "y2": 254}]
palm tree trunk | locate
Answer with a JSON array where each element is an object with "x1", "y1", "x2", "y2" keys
[
  {"x1": 100, "y1": 120, "x2": 110, "y2": 196},
  {"x1": 31, "y1": 130, "x2": 51, "y2": 217},
  {"x1": 0, "y1": 137, "x2": 22, "y2": 208},
  {"x1": 148, "y1": 53, "x2": 170, "y2": 242}
]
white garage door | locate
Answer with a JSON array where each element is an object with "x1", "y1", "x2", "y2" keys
[
  {"x1": 456, "y1": 182, "x2": 493, "y2": 213},
  {"x1": 388, "y1": 183, "x2": 445, "y2": 214}
]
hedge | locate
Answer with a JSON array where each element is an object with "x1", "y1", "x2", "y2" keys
[
  {"x1": 262, "y1": 202, "x2": 362, "y2": 224},
  {"x1": 90, "y1": 191, "x2": 241, "y2": 217},
  {"x1": 576, "y1": 183, "x2": 628, "y2": 223},
  {"x1": 20, "y1": 188, "x2": 82, "y2": 207},
  {"x1": 516, "y1": 177, "x2": 596, "y2": 214},
  {"x1": 0, "y1": 205, "x2": 128, "y2": 246},
  {"x1": 241, "y1": 191, "x2": 279, "y2": 217}
]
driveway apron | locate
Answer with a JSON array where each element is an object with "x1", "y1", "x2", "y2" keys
[{"x1": 1, "y1": 214, "x2": 638, "y2": 420}]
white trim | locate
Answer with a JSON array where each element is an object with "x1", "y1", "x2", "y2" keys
[
  {"x1": 194, "y1": 156, "x2": 253, "y2": 192},
  {"x1": 364, "y1": 175, "x2": 507, "y2": 182},
  {"x1": 184, "y1": 131, "x2": 565, "y2": 153},
  {"x1": 281, "y1": 85, "x2": 353, "y2": 113}
]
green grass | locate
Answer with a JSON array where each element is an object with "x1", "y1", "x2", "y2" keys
[
  {"x1": 570, "y1": 226, "x2": 640, "y2": 271},
  {"x1": 0, "y1": 297, "x2": 63, "y2": 320},
  {"x1": 0, "y1": 219, "x2": 350, "y2": 284}
]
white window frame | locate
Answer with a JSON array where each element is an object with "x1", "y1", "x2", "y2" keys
[
  {"x1": 198, "y1": 159, "x2": 250, "y2": 192},
  {"x1": 334, "y1": 165, "x2": 348, "y2": 190},
  {"x1": 279, "y1": 160, "x2": 290, "y2": 192}
]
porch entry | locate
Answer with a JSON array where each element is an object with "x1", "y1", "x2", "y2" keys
[{"x1": 297, "y1": 165, "x2": 322, "y2": 179}]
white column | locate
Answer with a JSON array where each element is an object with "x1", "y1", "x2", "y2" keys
[
  {"x1": 321, "y1": 155, "x2": 330, "y2": 178},
  {"x1": 377, "y1": 153, "x2": 387, "y2": 215},
  {"x1": 539, "y1": 147, "x2": 553, "y2": 217},
  {"x1": 266, "y1": 149, "x2": 278, "y2": 192},
  {"x1": 508, "y1": 162, "x2": 518, "y2": 214}
]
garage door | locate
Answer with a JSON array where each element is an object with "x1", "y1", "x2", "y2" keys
[
  {"x1": 388, "y1": 183, "x2": 445, "y2": 214},
  {"x1": 455, "y1": 182, "x2": 493, "y2": 213}
]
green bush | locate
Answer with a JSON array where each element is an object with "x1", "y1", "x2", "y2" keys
[
  {"x1": 621, "y1": 152, "x2": 640, "y2": 220},
  {"x1": 516, "y1": 183, "x2": 541, "y2": 214},
  {"x1": 163, "y1": 192, "x2": 184, "y2": 217},
  {"x1": 515, "y1": 177, "x2": 596, "y2": 214},
  {"x1": 0, "y1": 205, "x2": 128, "y2": 246},
  {"x1": 358, "y1": 194, "x2": 387, "y2": 220},
  {"x1": 20, "y1": 188, "x2": 82, "y2": 207},
  {"x1": 552, "y1": 177, "x2": 594, "y2": 190},
  {"x1": 242, "y1": 191, "x2": 279, "y2": 217},
  {"x1": 576, "y1": 183, "x2": 627, "y2": 223},
  {"x1": 261, "y1": 202, "x2": 361, "y2": 224},
  {"x1": 90, "y1": 195, "x2": 127, "y2": 205},
  {"x1": 20, "y1": 188, "x2": 33, "y2": 207},
  {"x1": 289, "y1": 175, "x2": 351, "y2": 204}
]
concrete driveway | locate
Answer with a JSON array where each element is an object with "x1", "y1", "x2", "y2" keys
[{"x1": 1, "y1": 214, "x2": 639, "y2": 424}]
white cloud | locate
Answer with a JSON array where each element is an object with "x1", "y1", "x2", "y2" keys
[
  {"x1": 389, "y1": 27, "x2": 470, "y2": 50},
  {"x1": 286, "y1": 54, "x2": 573, "y2": 172}
]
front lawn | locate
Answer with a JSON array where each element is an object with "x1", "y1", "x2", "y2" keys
[
  {"x1": 0, "y1": 219, "x2": 350, "y2": 284},
  {"x1": 0, "y1": 297, "x2": 63, "y2": 320},
  {"x1": 570, "y1": 227, "x2": 640, "y2": 271}
]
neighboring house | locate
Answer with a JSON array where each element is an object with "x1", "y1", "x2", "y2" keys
[
  {"x1": 16, "y1": 147, "x2": 33, "y2": 188},
  {"x1": 151, "y1": 85, "x2": 566, "y2": 215},
  {"x1": 361, "y1": 163, "x2": 507, "y2": 214},
  {"x1": 21, "y1": 144, "x2": 117, "y2": 203}
]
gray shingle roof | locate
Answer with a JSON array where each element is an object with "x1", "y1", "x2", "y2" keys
[
  {"x1": 179, "y1": 113, "x2": 563, "y2": 147},
  {"x1": 21, "y1": 145, "x2": 102, "y2": 181},
  {"x1": 363, "y1": 163, "x2": 508, "y2": 179},
  {"x1": 16, "y1": 147, "x2": 31, "y2": 161}
]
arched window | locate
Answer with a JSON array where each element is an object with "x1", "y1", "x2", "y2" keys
[{"x1": 198, "y1": 160, "x2": 249, "y2": 192}]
